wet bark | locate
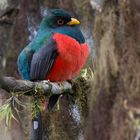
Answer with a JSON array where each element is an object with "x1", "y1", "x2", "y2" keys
[{"x1": 87, "y1": 0, "x2": 140, "y2": 140}]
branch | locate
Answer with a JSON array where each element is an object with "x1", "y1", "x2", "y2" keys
[{"x1": 0, "y1": 76, "x2": 72, "y2": 96}]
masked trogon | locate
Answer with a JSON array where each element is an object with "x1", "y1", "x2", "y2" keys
[{"x1": 17, "y1": 9, "x2": 89, "y2": 111}]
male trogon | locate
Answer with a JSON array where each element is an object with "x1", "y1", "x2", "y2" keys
[{"x1": 17, "y1": 9, "x2": 89, "y2": 111}]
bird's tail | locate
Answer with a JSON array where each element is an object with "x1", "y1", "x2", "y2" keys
[
  {"x1": 47, "y1": 94, "x2": 61, "y2": 112},
  {"x1": 42, "y1": 94, "x2": 60, "y2": 112}
]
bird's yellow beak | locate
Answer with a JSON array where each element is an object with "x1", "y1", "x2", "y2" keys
[{"x1": 67, "y1": 18, "x2": 80, "y2": 25}]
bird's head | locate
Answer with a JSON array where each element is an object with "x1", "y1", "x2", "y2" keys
[
  {"x1": 40, "y1": 9, "x2": 80, "y2": 28},
  {"x1": 38, "y1": 9, "x2": 85, "y2": 43}
]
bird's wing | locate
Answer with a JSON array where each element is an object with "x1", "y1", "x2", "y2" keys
[
  {"x1": 30, "y1": 39, "x2": 58, "y2": 80},
  {"x1": 17, "y1": 47, "x2": 34, "y2": 80}
]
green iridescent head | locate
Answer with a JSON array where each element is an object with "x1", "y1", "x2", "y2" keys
[{"x1": 40, "y1": 9, "x2": 80, "y2": 28}]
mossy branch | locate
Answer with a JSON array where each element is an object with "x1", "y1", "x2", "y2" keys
[
  {"x1": 0, "y1": 76, "x2": 72, "y2": 127},
  {"x1": 0, "y1": 76, "x2": 72, "y2": 96}
]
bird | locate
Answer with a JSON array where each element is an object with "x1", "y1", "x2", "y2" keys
[{"x1": 17, "y1": 9, "x2": 89, "y2": 111}]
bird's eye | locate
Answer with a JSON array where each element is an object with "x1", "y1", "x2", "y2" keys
[{"x1": 57, "y1": 19, "x2": 64, "y2": 25}]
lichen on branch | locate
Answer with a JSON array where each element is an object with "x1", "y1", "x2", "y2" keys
[{"x1": 0, "y1": 76, "x2": 72, "y2": 96}]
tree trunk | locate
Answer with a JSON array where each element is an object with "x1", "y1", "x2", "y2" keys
[{"x1": 87, "y1": 0, "x2": 140, "y2": 140}]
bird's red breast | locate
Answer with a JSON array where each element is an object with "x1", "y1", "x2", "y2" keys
[{"x1": 46, "y1": 33, "x2": 89, "y2": 81}]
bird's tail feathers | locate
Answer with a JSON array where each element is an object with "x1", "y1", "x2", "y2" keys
[{"x1": 47, "y1": 94, "x2": 61, "y2": 112}]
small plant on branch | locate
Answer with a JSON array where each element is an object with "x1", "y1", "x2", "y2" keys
[{"x1": 0, "y1": 91, "x2": 26, "y2": 127}]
